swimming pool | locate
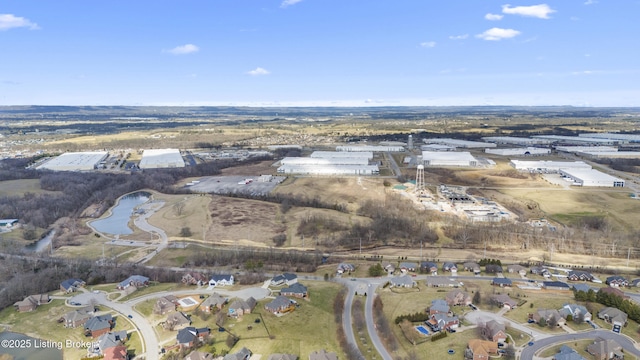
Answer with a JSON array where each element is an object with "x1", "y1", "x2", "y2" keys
[{"x1": 415, "y1": 325, "x2": 430, "y2": 335}]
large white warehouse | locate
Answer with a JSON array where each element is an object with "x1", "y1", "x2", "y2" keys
[
  {"x1": 555, "y1": 146, "x2": 618, "y2": 154},
  {"x1": 510, "y1": 160, "x2": 592, "y2": 173},
  {"x1": 424, "y1": 138, "x2": 497, "y2": 148},
  {"x1": 422, "y1": 151, "x2": 478, "y2": 167},
  {"x1": 37, "y1": 151, "x2": 109, "y2": 171},
  {"x1": 482, "y1": 136, "x2": 551, "y2": 146},
  {"x1": 277, "y1": 164, "x2": 379, "y2": 175},
  {"x1": 280, "y1": 157, "x2": 369, "y2": 166},
  {"x1": 560, "y1": 169, "x2": 625, "y2": 187},
  {"x1": 485, "y1": 147, "x2": 550, "y2": 156},
  {"x1": 579, "y1": 133, "x2": 640, "y2": 143},
  {"x1": 310, "y1": 151, "x2": 373, "y2": 159},
  {"x1": 139, "y1": 149, "x2": 185, "y2": 169},
  {"x1": 336, "y1": 145, "x2": 405, "y2": 152},
  {"x1": 532, "y1": 135, "x2": 616, "y2": 146},
  {"x1": 579, "y1": 151, "x2": 640, "y2": 159}
]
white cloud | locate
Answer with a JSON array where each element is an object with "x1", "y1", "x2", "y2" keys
[
  {"x1": 476, "y1": 27, "x2": 521, "y2": 41},
  {"x1": 584, "y1": 0, "x2": 598, "y2": 5},
  {"x1": 166, "y1": 44, "x2": 199, "y2": 55},
  {"x1": 449, "y1": 34, "x2": 468, "y2": 40},
  {"x1": 247, "y1": 67, "x2": 270, "y2": 76},
  {"x1": 420, "y1": 41, "x2": 436, "y2": 48},
  {"x1": 281, "y1": 0, "x2": 303, "y2": 8},
  {"x1": 0, "y1": 14, "x2": 39, "y2": 31},
  {"x1": 485, "y1": 13, "x2": 504, "y2": 21},
  {"x1": 502, "y1": 4, "x2": 556, "y2": 19}
]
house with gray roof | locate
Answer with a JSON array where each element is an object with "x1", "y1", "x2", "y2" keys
[
  {"x1": 426, "y1": 313, "x2": 459, "y2": 332},
  {"x1": 176, "y1": 326, "x2": 210, "y2": 348},
  {"x1": 199, "y1": 293, "x2": 227, "y2": 313},
  {"x1": 267, "y1": 354, "x2": 298, "y2": 360},
  {"x1": 491, "y1": 277, "x2": 512, "y2": 287},
  {"x1": 442, "y1": 262, "x2": 457, "y2": 273},
  {"x1": 336, "y1": 263, "x2": 355, "y2": 274},
  {"x1": 571, "y1": 283, "x2": 594, "y2": 293},
  {"x1": 95, "y1": 330, "x2": 127, "y2": 355},
  {"x1": 554, "y1": 345, "x2": 586, "y2": 360},
  {"x1": 542, "y1": 281, "x2": 571, "y2": 290},
  {"x1": 429, "y1": 299, "x2": 450, "y2": 315},
  {"x1": 60, "y1": 278, "x2": 85, "y2": 293},
  {"x1": 61, "y1": 306, "x2": 95, "y2": 328},
  {"x1": 481, "y1": 320, "x2": 506, "y2": 343},
  {"x1": 491, "y1": 294, "x2": 517, "y2": 309},
  {"x1": 598, "y1": 307, "x2": 628, "y2": 331},
  {"x1": 559, "y1": 303, "x2": 591, "y2": 322},
  {"x1": 153, "y1": 295, "x2": 178, "y2": 315},
  {"x1": 426, "y1": 277, "x2": 460, "y2": 288},
  {"x1": 606, "y1": 275, "x2": 629, "y2": 287},
  {"x1": 209, "y1": 274, "x2": 234, "y2": 287},
  {"x1": 587, "y1": 338, "x2": 623, "y2": 360},
  {"x1": 163, "y1": 312, "x2": 191, "y2": 330},
  {"x1": 399, "y1": 262, "x2": 418, "y2": 273},
  {"x1": 463, "y1": 262, "x2": 481, "y2": 274},
  {"x1": 185, "y1": 351, "x2": 214, "y2": 360},
  {"x1": 271, "y1": 273, "x2": 298, "y2": 286},
  {"x1": 265, "y1": 296, "x2": 295, "y2": 314},
  {"x1": 309, "y1": 349, "x2": 338, "y2": 360},
  {"x1": 281, "y1": 283, "x2": 308, "y2": 298},
  {"x1": 567, "y1": 270, "x2": 594, "y2": 282},
  {"x1": 117, "y1": 275, "x2": 149, "y2": 290},
  {"x1": 228, "y1": 297, "x2": 256, "y2": 318},
  {"x1": 533, "y1": 309, "x2": 565, "y2": 327},
  {"x1": 420, "y1": 261, "x2": 438, "y2": 275},
  {"x1": 390, "y1": 275, "x2": 416, "y2": 288},
  {"x1": 84, "y1": 314, "x2": 114, "y2": 338},
  {"x1": 224, "y1": 347, "x2": 252, "y2": 360}
]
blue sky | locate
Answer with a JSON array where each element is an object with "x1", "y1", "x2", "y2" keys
[{"x1": 1, "y1": 1, "x2": 639, "y2": 107}]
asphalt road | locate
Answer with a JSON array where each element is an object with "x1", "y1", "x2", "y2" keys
[
  {"x1": 520, "y1": 329, "x2": 640, "y2": 360},
  {"x1": 364, "y1": 280, "x2": 393, "y2": 360}
]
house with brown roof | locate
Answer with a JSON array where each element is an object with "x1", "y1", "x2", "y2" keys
[
  {"x1": 61, "y1": 306, "x2": 95, "y2": 328},
  {"x1": 163, "y1": 312, "x2": 191, "y2": 331},
  {"x1": 491, "y1": 294, "x2": 517, "y2": 309},
  {"x1": 265, "y1": 296, "x2": 295, "y2": 314},
  {"x1": 199, "y1": 293, "x2": 227, "y2": 313},
  {"x1": 228, "y1": 297, "x2": 257, "y2": 318},
  {"x1": 153, "y1": 295, "x2": 178, "y2": 315},
  {"x1": 14, "y1": 294, "x2": 50, "y2": 312},
  {"x1": 466, "y1": 339, "x2": 499, "y2": 360},
  {"x1": 533, "y1": 309, "x2": 565, "y2": 327},
  {"x1": 446, "y1": 289, "x2": 472, "y2": 306},
  {"x1": 103, "y1": 345, "x2": 128, "y2": 360},
  {"x1": 480, "y1": 320, "x2": 506, "y2": 343},
  {"x1": 182, "y1": 272, "x2": 208, "y2": 286},
  {"x1": 309, "y1": 349, "x2": 338, "y2": 360},
  {"x1": 599, "y1": 286, "x2": 629, "y2": 299},
  {"x1": 587, "y1": 338, "x2": 623, "y2": 360}
]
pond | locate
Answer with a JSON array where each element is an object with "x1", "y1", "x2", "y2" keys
[
  {"x1": 89, "y1": 191, "x2": 151, "y2": 235},
  {"x1": 24, "y1": 230, "x2": 55, "y2": 253},
  {"x1": 0, "y1": 332, "x2": 63, "y2": 360}
]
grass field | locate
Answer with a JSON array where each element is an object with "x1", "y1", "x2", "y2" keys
[{"x1": 0, "y1": 179, "x2": 60, "y2": 197}]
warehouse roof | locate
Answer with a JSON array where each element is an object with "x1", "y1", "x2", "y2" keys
[
  {"x1": 424, "y1": 138, "x2": 496, "y2": 148},
  {"x1": 560, "y1": 169, "x2": 624, "y2": 183},
  {"x1": 37, "y1": 151, "x2": 108, "y2": 171},
  {"x1": 139, "y1": 149, "x2": 185, "y2": 169}
]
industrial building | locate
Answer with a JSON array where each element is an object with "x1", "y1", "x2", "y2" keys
[
  {"x1": 531, "y1": 135, "x2": 616, "y2": 146},
  {"x1": 420, "y1": 144, "x2": 455, "y2": 152},
  {"x1": 485, "y1": 147, "x2": 550, "y2": 156},
  {"x1": 509, "y1": 160, "x2": 591, "y2": 173},
  {"x1": 336, "y1": 145, "x2": 405, "y2": 152},
  {"x1": 279, "y1": 157, "x2": 369, "y2": 166},
  {"x1": 579, "y1": 133, "x2": 640, "y2": 143},
  {"x1": 276, "y1": 164, "x2": 379, "y2": 175},
  {"x1": 559, "y1": 169, "x2": 625, "y2": 187},
  {"x1": 482, "y1": 136, "x2": 551, "y2": 146},
  {"x1": 139, "y1": 149, "x2": 185, "y2": 169},
  {"x1": 36, "y1": 151, "x2": 109, "y2": 171},
  {"x1": 579, "y1": 151, "x2": 640, "y2": 159},
  {"x1": 422, "y1": 151, "x2": 478, "y2": 167},
  {"x1": 310, "y1": 151, "x2": 373, "y2": 159},
  {"x1": 423, "y1": 138, "x2": 496, "y2": 148},
  {"x1": 555, "y1": 146, "x2": 618, "y2": 154}
]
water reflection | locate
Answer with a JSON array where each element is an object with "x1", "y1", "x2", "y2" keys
[{"x1": 89, "y1": 191, "x2": 151, "y2": 235}]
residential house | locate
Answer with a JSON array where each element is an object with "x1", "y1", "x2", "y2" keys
[
  {"x1": 224, "y1": 347, "x2": 252, "y2": 360},
  {"x1": 429, "y1": 299, "x2": 450, "y2": 315},
  {"x1": 14, "y1": 294, "x2": 50, "y2": 312},
  {"x1": 507, "y1": 264, "x2": 527, "y2": 276},
  {"x1": 389, "y1": 275, "x2": 416, "y2": 288},
  {"x1": 381, "y1": 261, "x2": 395, "y2": 275},
  {"x1": 542, "y1": 281, "x2": 571, "y2": 291},
  {"x1": 446, "y1": 289, "x2": 472, "y2": 307},
  {"x1": 442, "y1": 262, "x2": 457, "y2": 274},
  {"x1": 480, "y1": 320, "x2": 506, "y2": 343},
  {"x1": 631, "y1": 278, "x2": 640, "y2": 287},
  {"x1": 61, "y1": 306, "x2": 95, "y2": 328},
  {"x1": 559, "y1": 304, "x2": 592, "y2": 322},
  {"x1": 587, "y1": 338, "x2": 624, "y2": 360},
  {"x1": 95, "y1": 330, "x2": 127, "y2": 355},
  {"x1": 185, "y1": 351, "x2": 214, "y2": 360},
  {"x1": 309, "y1": 349, "x2": 338, "y2": 360},
  {"x1": 463, "y1": 262, "x2": 481, "y2": 275},
  {"x1": 209, "y1": 274, "x2": 234, "y2": 287},
  {"x1": 199, "y1": 293, "x2": 227, "y2": 313},
  {"x1": 117, "y1": 275, "x2": 149, "y2": 290},
  {"x1": 606, "y1": 276, "x2": 629, "y2": 287},
  {"x1": 267, "y1": 354, "x2": 298, "y2": 360},
  {"x1": 491, "y1": 278, "x2": 512, "y2": 287},
  {"x1": 84, "y1": 314, "x2": 114, "y2": 338},
  {"x1": 176, "y1": 326, "x2": 210, "y2": 348},
  {"x1": 153, "y1": 295, "x2": 178, "y2": 315},
  {"x1": 598, "y1": 307, "x2": 628, "y2": 332},
  {"x1": 572, "y1": 283, "x2": 594, "y2": 293},
  {"x1": 531, "y1": 265, "x2": 550, "y2": 277},
  {"x1": 228, "y1": 297, "x2": 257, "y2": 318},
  {"x1": 533, "y1": 309, "x2": 565, "y2": 327},
  {"x1": 554, "y1": 345, "x2": 587, "y2": 360},
  {"x1": 426, "y1": 278, "x2": 460, "y2": 288},
  {"x1": 420, "y1": 261, "x2": 438, "y2": 275},
  {"x1": 466, "y1": 339, "x2": 499, "y2": 360},
  {"x1": 271, "y1": 273, "x2": 298, "y2": 286},
  {"x1": 485, "y1": 264, "x2": 503, "y2": 274},
  {"x1": 567, "y1": 270, "x2": 594, "y2": 282},
  {"x1": 426, "y1": 313, "x2": 459, "y2": 332},
  {"x1": 336, "y1": 263, "x2": 355, "y2": 274},
  {"x1": 599, "y1": 286, "x2": 629, "y2": 299},
  {"x1": 103, "y1": 345, "x2": 128, "y2": 360},
  {"x1": 265, "y1": 296, "x2": 295, "y2": 314},
  {"x1": 164, "y1": 312, "x2": 191, "y2": 330},
  {"x1": 491, "y1": 294, "x2": 517, "y2": 309},
  {"x1": 181, "y1": 272, "x2": 208, "y2": 286},
  {"x1": 60, "y1": 278, "x2": 85, "y2": 293},
  {"x1": 281, "y1": 283, "x2": 309, "y2": 299},
  {"x1": 399, "y1": 262, "x2": 418, "y2": 273}
]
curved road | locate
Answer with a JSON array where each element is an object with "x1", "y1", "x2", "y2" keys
[{"x1": 521, "y1": 329, "x2": 640, "y2": 360}]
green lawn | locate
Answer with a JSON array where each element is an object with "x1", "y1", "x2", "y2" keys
[
  {"x1": 538, "y1": 339, "x2": 593, "y2": 358},
  {"x1": 118, "y1": 282, "x2": 189, "y2": 302}
]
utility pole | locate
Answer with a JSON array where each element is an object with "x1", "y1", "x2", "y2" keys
[
  {"x1": 628, "y1": 247, "x2": 631, "y2": 267},
  {"x1": 359, "y1": 237, "x2": 362, "y2": 256}
]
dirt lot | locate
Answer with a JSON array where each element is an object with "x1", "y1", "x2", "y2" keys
[{"x1": 206, "y1": 196, "x2": 284, "y2": 244}]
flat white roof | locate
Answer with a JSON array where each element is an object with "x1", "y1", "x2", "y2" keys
[
  {"x1": 560, "y1": 169, "x2": 624, "y2": 183},
  {"x1": 310, "y1": 151, "x2": 373, "y2": 159},
  {"x1": 580, "y1": 151, "x2": 640, "y2": 158},
  {"x1": 423, "y1": 138, "x2": 497, "y2": 148},
  {"x1": 532, "y1": 135, "x2": 615, "y2": 144},
  {"x1": 280, "y1": 157, "x2": 369, "y2": 165},
  {"x1": 277, "y1": 164, "x2": 379, "y2": 174},
  {"x1": 37, "y1": 151, "x2": 108, "y2": 171},
  {"x1": 422, "y1": 151, "x2": 477, "y2": 161},
  {"x1": 336, "y1": 145, "x2": 405, "y2": 152},
  {"x1": 482, "y1": 136, "x2": 551, "y2": 145},
  {"x1": 555, "y1": 146, "x2": 618, "y2": 153},
  {"x1": 485, "y1": 147, "x2": 550, "y2": 155},
  {"x1": 139, "y1": 149, "x2": 185, "y2": 168},
  {"x1": 510, "y1": 160, "x2": 592, "y2": 170},
  {"x1": 579, "y1": 133, "x2": 640, "y2": 142}
]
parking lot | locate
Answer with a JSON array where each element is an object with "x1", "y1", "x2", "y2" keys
[{"x1": 187, "y1": 175, "x2": 285, "y2": 196}]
